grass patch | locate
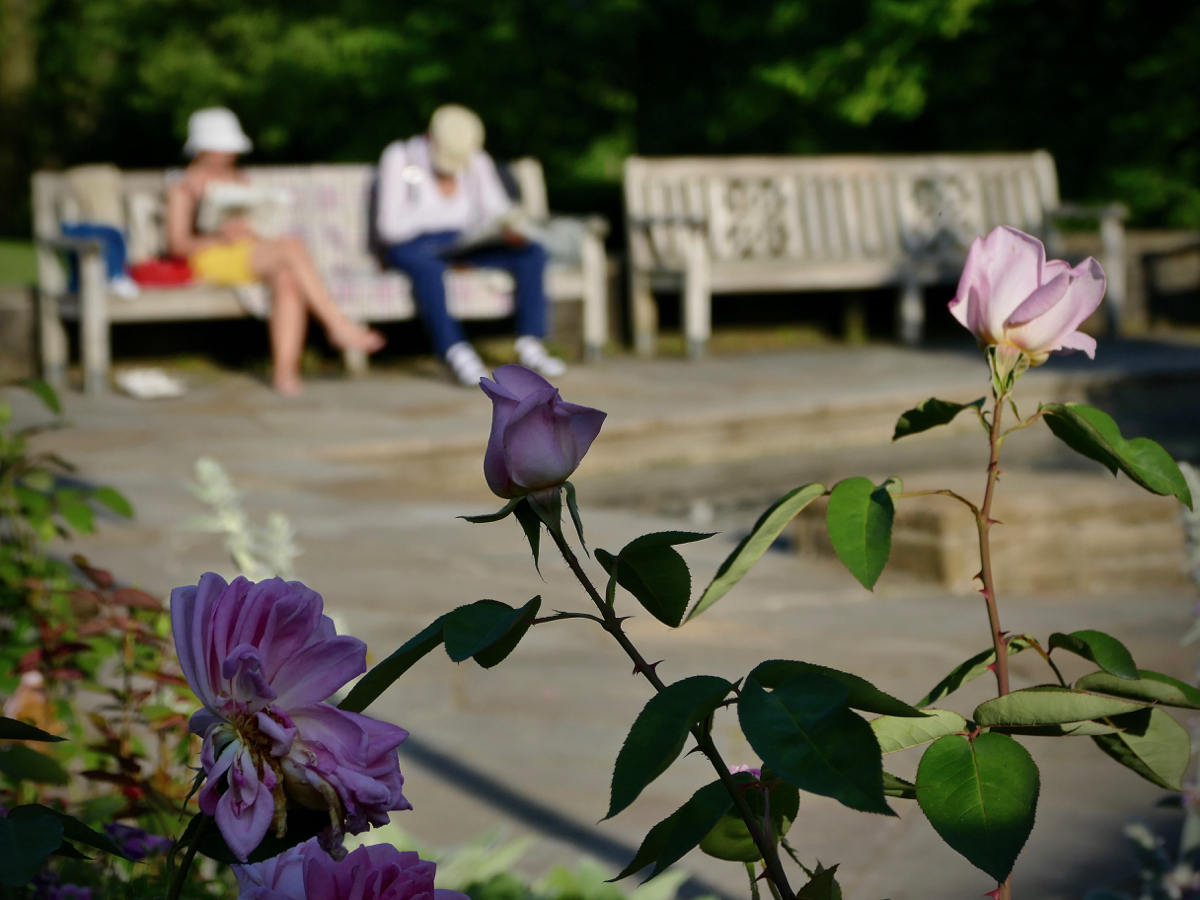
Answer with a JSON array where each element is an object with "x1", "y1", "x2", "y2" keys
[{"x1": 0, "y1": 240, "x2": 36, "y2": 285}]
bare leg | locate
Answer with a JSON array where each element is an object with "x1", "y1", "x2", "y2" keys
[
  {"x1": 252, "y1": 237, "x2": 385, "y2": 353},
  {"x1": 269, "y1": 268, "x2": 306, "y2": 395}
]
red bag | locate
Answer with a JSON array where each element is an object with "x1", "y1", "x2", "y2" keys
[{"x1": 129, "y1": 257, "x2": 194, "y2": 287}]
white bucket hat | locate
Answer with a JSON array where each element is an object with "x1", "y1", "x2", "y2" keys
[
  {"x1": 428, "y1": 104, "x2": 485, "y2": 174},
  {"x1": 184, "y1": 107, "x2": 253, "y2": 157}
]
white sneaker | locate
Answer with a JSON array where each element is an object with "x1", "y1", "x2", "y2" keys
[
  {"x1": 109, "y1": 275, "x2": 141, "y2": 300},
  {"x1": 445, "y1": 342, "x2": 489, "y2": 387},
  {"x1": 515, "y1": 336, "x2": 567, "y2": 378}
]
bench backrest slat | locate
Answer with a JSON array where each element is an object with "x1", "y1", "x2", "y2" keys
[{"x1": 625, "y1": 152, "x2": 1061, "y2": 271}]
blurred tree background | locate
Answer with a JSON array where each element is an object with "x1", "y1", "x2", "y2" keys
[{"x1": 1, "y1": 0, "x2": 1197, "y2": 238}]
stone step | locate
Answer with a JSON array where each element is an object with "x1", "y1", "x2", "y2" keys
[{"x1": 793, "y1": 469, "x2": 1189, "y2": 595}]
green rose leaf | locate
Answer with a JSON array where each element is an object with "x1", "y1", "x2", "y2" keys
[
  {"x1": 564, "y1": 482, "x2": 587, "y2": 554},
  {"x1": 56, "y1": 494, "x2": 94, "y2": 535},
  {"x1": 882, "y1": 771, "x2": 917, "y2": 800},
  {"x1": 607, "y1": 675, "x2": 735, "y2": 819},
  {"x1": 737, "y1": 674, "x2": 892, "y2": 815},
  {"x1": 1048, "y1": 630, "x2": 1138, "y2": 680},
  {"x1": 893, "y1": 397, "x2": 985, "y2": 441},
  {"x1": 339, "y1": 615, "x2": 447, "y2": 713},
  {"x1": 750, "y1": 659, "x2": 925, "y2": 718},
  {"x1": 916, "y1": 733, "x2": 1040, "y2": 882},
  {"x1": 1042, "y1": 403, "x2": 1192, "y2": 508},
  {"x1": 973, "y1": 686, "x2": 1149, "y2": 727},
  {"x1": 443, "y1": 598, "x2": 542, "y2": 665},
  {"x1": 871, "y1": 709, "x2": 968, "y2": 754},
  {"x1": 1000, "y1": 720, "x2": 1122, "y2": 737},
  {"x1": 699, "y1": 774, "x2": 798, "y2": 862},
  {"x1": 513, "y1": 498, "x2": 544, "y2": 570},
  {"x1": 796, "y1": 863, "x2": 841, "y2": 900},
  {"x1": 612, "y1": 777, "x2": 744, "y2": 882},
  {"x1": 825, "y1": 478, "x2": 894, "y2": 590},
  {"x1": 459, "y1": 497, "x2": 523, "y2": 524},
  {"x1": 0, "y1": 716, "x2": 65, "y2": 742},
  {"x1": 0, "y1": 811, "x2": 63, "y2": 886},
  {"x1": 0, "y1": 745, "x2": 69, "y2": 785},
  {"x1": 915, "y1": 637, "x2": 1034, "y2": 708},
  {"x1": 1075, "y1": 670, "x2": 1200, "y2": 710},
  {"x1": 17, "y1": 378, "x2": 62, "y2": 415},
  {"x1": 596, "y1": 532, "x2": 714, "y2": 627},
  {"x1": 89, "y1": 486, "x2": 134, "y2": 519},
  {"x1": 7, "y1": 805, "x2": 132, "y2": 859},
  {"x1": 1091, "y1": 707, "x2": 1190, "y2": 790},
  {"x1": 687, "y1": 483, "x2": 826, "y2": 621}
]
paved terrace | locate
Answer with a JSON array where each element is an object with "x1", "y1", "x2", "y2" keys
[{"x1": 14, "y1": 339, "x2": 1200, "y2": 900}]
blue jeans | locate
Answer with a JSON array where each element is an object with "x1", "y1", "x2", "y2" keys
[
  {"x1": 385, "y1": 231, "x2": 549, "y2": 358},
  {"x1": 61, "y1": 223, "x2": 127, "y2": 291}
]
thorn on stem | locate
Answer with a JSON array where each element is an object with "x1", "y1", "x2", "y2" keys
[{"x1": 632, "y1": 659, "x2": 663, "y2": 677}]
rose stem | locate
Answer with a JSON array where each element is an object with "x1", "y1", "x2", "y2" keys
[{"x1": 546, "y1": 525, "x2": 797, "y2": 900}]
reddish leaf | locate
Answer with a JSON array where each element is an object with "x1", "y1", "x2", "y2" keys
[
  {"x1": 71, "y1": 555, "x2": 113, "y2": 588},
  {"x1": 111, "y1": 588, "x2": 162, "y2": 611}
]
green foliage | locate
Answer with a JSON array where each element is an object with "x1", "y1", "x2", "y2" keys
[
  {"x1": 795, "y1": 864, "x2": 840, "y2": 900},
  {"x1": 0, "y1": 812, "x2": 64, "y2": 886},
  {"x1": 341, "y1": 598, "x2": 541, "y2": 713},
  {"x1": 871, "y1": 709, "x2": 968, "y2": 754},
  {"x1": 688, "y1": 483, "x2": 825, "y2": 621},
  {"x1": 607, "y1": 675, "x2": 735, "y2": 819},
  {"x1": 916, "y1": 732, "x2": 1039, "y2": 882},
  {"x1": 973, "y1": 686, "x2": 1149, "y2": 728},
  {"x1": 749, "y1": 659, "x2": 924, "y2": 717},
  {"x1": 1075, "y1": 670, "x2": 1200, "y2": 710},
  {"x1": 737, "y1": 674, "x2": 891, "y2": 815},
  {"x1": 0, "y1": 744, "x2": 69, "y2": 785},
  {"x1": 614, "y1": 777, "x2": 744, "y2": 882},
  {"x1": 698, "y1": 775, "x2": 798, "y2": 862},
  {"x1": 1049, "y1": 630, "x2": 1138, "y2": 680},
  {"x1": 0, "y1": 715, "x2": 65, "y2": 742},
  {"x1": 1042, "y1": 403, "x2": 1192, "y2": 509},
  {"x1": 892, "y1": 398, "x2": 984, "y2": 441},
  {"x1": 1091, "y1": 708, "x2": 1191, "y2": 791},
  {"x1": 7, "y1": 804, "x2": 132, "y2": 859},
  {"x1": 915, "y1": 637, "x2": 1033, "y2": 707},
  {"x1": 825, "y1": 478, "x2": 894, "y2": 591},
  {"x1": 596, "y1": 532, "x2": 712, "y2": 627}
]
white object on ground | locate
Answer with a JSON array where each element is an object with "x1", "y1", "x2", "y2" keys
[
  {"x1": 445, "y1": 341, "x2": 489, "y2": 387},
  {"x1": 109, "y1": 274, "x2": 141, "y2": 299},
  {"x1": 115, "y1": 367, "x2": 187, "y2": 399},
  {"x1": 515, "y1": 335, "x2": 567, "y2": 378}
]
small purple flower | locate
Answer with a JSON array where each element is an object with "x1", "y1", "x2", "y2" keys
[
  {"x1": 172, "y1": 574, "x2": 411, "y2": 862},
  {"x1": 104, "y1": 823, "x2": 173, "y2": 860},
  {"x1": 31, "y1": 874, "x2": 91, "y2": 900},
  {"x1": 234, "y1": 837, "x2": 469, "y2": 900},
  {"x1": 480, "y1": 366, "x2": 606, "y2": 499}
]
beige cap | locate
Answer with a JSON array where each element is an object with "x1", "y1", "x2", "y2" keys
[{"x1": 428, "y1": 104, "x2": 485, "y2": 174}]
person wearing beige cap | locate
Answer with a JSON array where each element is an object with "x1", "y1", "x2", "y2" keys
[
  {"x1": 377, "y1": 104, "x2": 566, "y2": 386},
  {"x1": 166, "y1": 107, "x2": 385, "y2": 395}
]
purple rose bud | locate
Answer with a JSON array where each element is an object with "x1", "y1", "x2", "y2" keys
[{"x1": 480, "y1": 365, "x2": 606, "y2": 499}]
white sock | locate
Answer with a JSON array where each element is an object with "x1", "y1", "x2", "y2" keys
[
  {"x1": 515, "y1": 336, "x2": 567, "y2": 378},
  {"x1": 445, "y1": 342, "x2": 489, "y2": 387}
]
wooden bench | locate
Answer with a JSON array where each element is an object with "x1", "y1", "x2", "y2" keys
[
  {"x1": 33, "y1": 160, "x2": 609, "y2": 394},
  {"x1": 624, "y1": 152, "x2": 1127, "y2": 357}
]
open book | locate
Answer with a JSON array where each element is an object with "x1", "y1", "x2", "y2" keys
[{"x1": 436, "y1": 211, "x2": 543, "y2": 259}]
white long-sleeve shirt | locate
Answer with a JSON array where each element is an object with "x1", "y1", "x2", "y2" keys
[{"x1": 376, "y1": 135, "x2": 513, "y2": 245}]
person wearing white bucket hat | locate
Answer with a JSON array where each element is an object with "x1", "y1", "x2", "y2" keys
[
  {"x1": 376, "y1": 104, "x2": 566, "y2": 386},
  {"x1": 166, "y1": 107, "x2": 385, "y2": 395}
]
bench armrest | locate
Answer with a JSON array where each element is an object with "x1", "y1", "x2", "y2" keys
[
  {"x1": 1047, "y1": 202, "x2": 1129, "y2": 222},
  {"x1": 36, "y1": 235, "x2": 107, "y2": 253},
  {"x1": 629, "y1": 214, "x2": 707, "y2": 230}
]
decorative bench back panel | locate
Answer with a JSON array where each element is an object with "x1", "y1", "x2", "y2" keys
[{"x1": 625, "y1": 152, "x2": 1061, "y2": 272}]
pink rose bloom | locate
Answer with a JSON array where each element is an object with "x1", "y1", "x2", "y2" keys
[
  {"x1": 234, "y1": 838, "x2": 469, "y2": 900},
  {"x1": 948, "y1": 225, "x2": 1106, "y2": 366},
  {"x1": 172, "y1": 574, "x2": 411, "y2": 861},
  {"x1": 481, "y1": 365, "x2": 606, "y2": 499}
]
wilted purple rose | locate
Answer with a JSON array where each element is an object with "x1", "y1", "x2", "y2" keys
[
  {"x1": 172, "y1": 574, "x2": 411, "y2": 862},
  {"x1": 949, "y1": 225, "x2": 1106, "y2": 366},
  {"x1": 480, "y1": 365, "x2": 606, "y2": 499},
  {"x1": 104, "y1": 823, "x2": 173, "y2": 860},
  {"x1": 234, "y1": 837, "x2": 469, "y2": 900}
]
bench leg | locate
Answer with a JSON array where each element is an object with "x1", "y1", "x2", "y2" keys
[
  {"x1": 682, "y1": 227, "x2": 711, "y2": 360},
  {"x1": 37, "y1": 290, "x2": 69, "y2": 389},
  {"x1": 581, "y1": 231, "x2": 608, "y2": 361},
  {"x1": 343, "y1": 347, "x2": 369, "y2": 377},
  {"x1": 79, "y1": 249, "x2": 109, "y2": 395},
  {"x1": 631, "y1": 270, "x2": 658, "y2": 358},
  {"x1": 896, "y1": 281, "x2": 925, "y2": 346},
  {"x1": 1100, "y1": 212, "x2": 1127, "y2": 336}
]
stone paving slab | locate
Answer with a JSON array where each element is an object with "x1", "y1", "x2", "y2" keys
[{"x1": 10, "y1": 341, "x2": 1200, "y2": 899}]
